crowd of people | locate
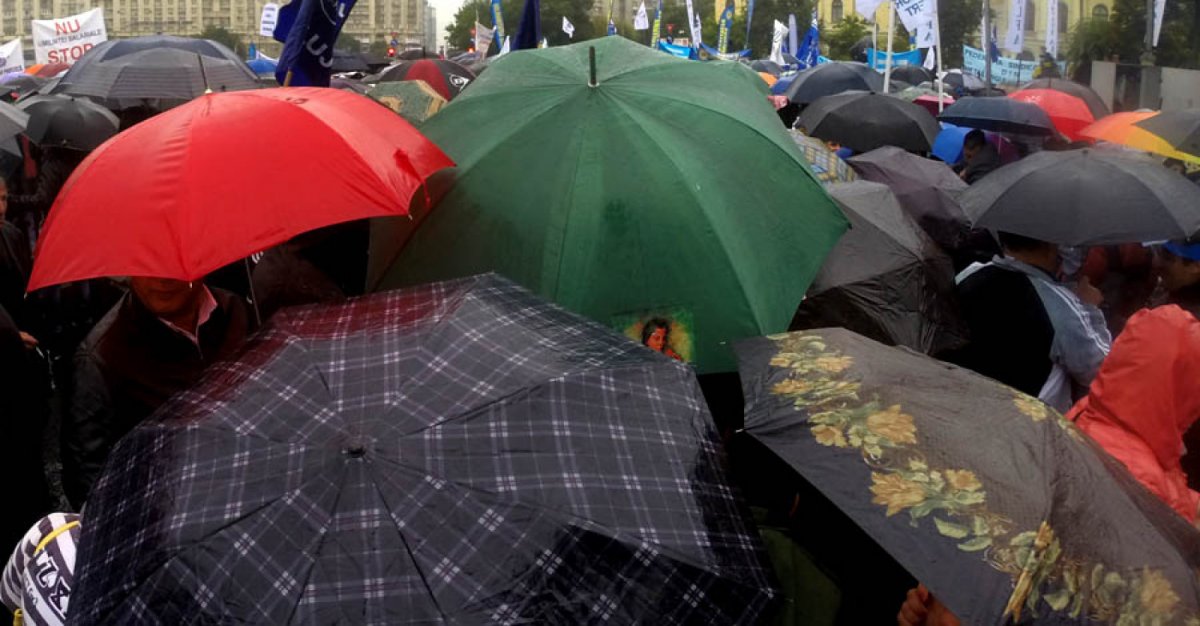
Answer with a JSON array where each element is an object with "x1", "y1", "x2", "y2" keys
[{"x1": 1, "y1": 45, "x2": 1199, "y2": 626}]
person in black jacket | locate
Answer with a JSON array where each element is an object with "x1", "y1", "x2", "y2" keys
[
  {"x1": 959, "y1": 130, "x2": 1002, "y2": 185},
  {"x1": 0, "y1": 303, "x2": 51, "y2": 552},
  {"x1": 63, "y1": 278, "x2": 251, "y2": 508}
]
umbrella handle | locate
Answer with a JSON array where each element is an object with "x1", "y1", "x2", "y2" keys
[{"x1": 589, "y1": 47, "x2": 597, "y2": 88}]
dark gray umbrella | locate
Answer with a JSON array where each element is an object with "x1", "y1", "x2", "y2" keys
[
  {"x1": 799, "y1": 91, "x2": 940, "y2": 153},
  {"x1": 55, "y1": 35, "x2": 258, "y2": 103},
  {"x1": 889, "y1": 65, "x2": 934, "y2": 86},
  {"x1": 0, "y1": 74, "x2": 46, "y2": 101},
  {"x1": 331, "y1": 49, "x2": 372, "y2": 73},
  {"x1": 962, "y1": 148, "x2": 1200, "y2": 246},
  {"x1": 792, "y1": 181, "x2": 966, "y2": 356},
  {"x1": 750, "y1": 59, "x2": 782, "y2": 77},
  {"x1": 847, "y1": 146, "x2": 971, "y2": 252},
  {"x1": 938, "y1": 96, "x2": 1056, "y2": 136},
  {"x1": 0, "y1": 100, "x2": 28, "y2": 145},
  {"x1": 68, "y1": 274, "x2": 777, "y2": 625},
  {"x1": 1136, "y1": 109, "x2": 1200, "y2": 157},
  {"x1": 17, "y1": 95, "x2": 119, "y2": 151},
  {"x1": 783, "y1": 62, "x2": 884, "y2": 105}
]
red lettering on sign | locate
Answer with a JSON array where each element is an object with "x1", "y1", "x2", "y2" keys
[
  {"x1": 54, "y1": 19, "x2": 81, "y2": 35},
  {"x1": 47, "y1": 42, "x2": 93, "y2": 64}
]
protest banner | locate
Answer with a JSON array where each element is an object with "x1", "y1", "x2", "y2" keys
[{"x1": 32, "y1": 8, "x2": 107, "y2": 65}]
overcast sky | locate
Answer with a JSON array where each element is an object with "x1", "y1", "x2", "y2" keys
[{"x1": 431, "y1": 0, "x2": 461, "y2": 47}]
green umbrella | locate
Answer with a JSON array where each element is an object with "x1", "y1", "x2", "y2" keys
[
  {"x1": 369, "y1": 37, "x2": 847, "y2": 373},
  {"x1": 366, "y1": 80, "x2": 447, "y2": 125}
]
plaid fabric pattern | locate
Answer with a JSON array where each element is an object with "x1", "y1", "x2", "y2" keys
[
  {"x1": 789, "y1": 130, "x2": 858, "y2": 187},
  {"x1": 70, "y1": 274, "x2": 774, "y2": 625}
]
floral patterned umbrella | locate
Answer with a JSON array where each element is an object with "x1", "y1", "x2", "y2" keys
[{"x1": 737, "y1": 328, "x2": 1200, "y2": 625}]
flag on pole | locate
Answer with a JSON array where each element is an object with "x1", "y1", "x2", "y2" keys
[
  {"x1": 924, "y1": 46, "x2": 936, "y2": 69},
  {"x1": 685, "y1": 0, "x2": 700, "y2": 47},
  {"x1": 769, "y1": 19, "x2": 788, "y2": 64},
  {"x1": 650, "y1": 0, "x2": 663, "y2": 43},
  {"x1": 608, "y1": 0, "x2": 617, "y2": 35},
  {"x1": 491, "y1": 0, "x2": 506, "y2": 40},
  {"x1": 693, "y1": 9, "x2": 703, "y2": 46},
  {"x1": 274, "y1": 0, "x2": 357, "y2": 87},
  {"x1": 795, "y1": 12, "x2": 819, "y2": 68},
  {"x1": 744, "y1": 0, "x2": 755, "y2": 50},
  {"x1": 1153, "y1": 0, "x2": 1165, "y2": 45},
  {"x1": 1045, "y1": 0, "x2": 1058, "y2": 56},
  {"x1": 513, "y1": 0, "x2": 541, "y2": 49},
  {"x1": 856, "y1": 0, "x2": 884, "y2": 19},
  {"x1": 1003, "y1": 0, "x2": 1025, "y2": 53},
  {"x1": 476, "y1": 22, "x2": 495, "y2": 56},
  {"x1": 498, "y1": 36, "x2": 511, "y2": 55},
  {"x1": 717, "y1": 4, "x2": 734, "y2": 53},
  {"x1": 540, "y1": 37, "x2": 549, "y2": 47},
  {"x1": 562, "y1": 16, "x2": 575, "y2": 37},
  {"x1": 635, "y1": 1, "x2": 650, "y2": 29},
  {"x1": 787, "y1": 13, "x2": 798, "y2": 56}
]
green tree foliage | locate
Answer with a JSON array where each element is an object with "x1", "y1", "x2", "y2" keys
[
  {"x1": 338, "y1": 32, "x2": 365, "y2": 52},
  {"x1": 447, "y1": 0, "x2": 598, "y2": 51},
  {"x1": 197, "y1": 26, "x2": 246, "y2": 57},
  {"x1": 823, "y1": 14, "x2": 870, "y2": 59},
  {"x1": 1063, "y1": 0, "x2": 1200, "y2": 71},
  {"x1": 936, "y1": 0, "x2": 982, "y2": 66}
]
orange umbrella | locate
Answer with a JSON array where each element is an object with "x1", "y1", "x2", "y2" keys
[
  {"x1": 1009, "y1": 89, "x2": 1095, "y2": 141},
  {"x1": 758, "y1": 71, "x2": 778, "y2": 88},
  {"x1": 1080, "y1": 111, "x2": 1200, "y2": 164},
  {"x1": 24, "y1": 63, "x2": 42, "y2": 75}
]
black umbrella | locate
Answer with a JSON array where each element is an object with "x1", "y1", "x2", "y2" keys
[
  {"x1": 737, "y1": 328, "x2": 1200, "y2": 625},
  {"x1": 939, "y1": 70, "x2": 986, "y2": 92},
  {"x1": 1136, "y1": 109, "x2": 1200, "y2": 157},
  {"x1": 783, "y1": 62, "x2": 884, "y2": 105},
  {"x1": 17, "y1": 95, "x2": 119, "y2": 151},
  {"x1": 799, "y1": 91, "x2": 940, "y2": 153},
  {"x1": 330, "y1": 76, "x2": 369, "y2": 94},
  {"x1": 1019, "y1": 77, "x2": 1110, "y2": 119},
  {"x1": 0, "y1": 100, "x2": 28, "y2": 145},
  {"x1": 54, "y1": 35, "x2": 258, "y2": 103},
  {"x1": 398, "y1": 48, "x2": 437, "y2": 60},
  {"x1": 962, "y1": 148, "x2": 1200, "y2": 246},
  {"x1": 939, "y1": 96, "x2": 1057, "y2": 136},
  {"x1": 330, "y1": 49, "x2": 372, "y2": 73},
  {"x1": 792, "y1": 181, "x2": 966, "y2": 356},
  {"x1": 889, "y1": 65, "x2": 934, "y2": 86},
  {"x1": 0, "y1": 74, "x2": 46, "y2": 101},
  {"x1": 750, "y1": 59, "x2": 782, "y2": 77},
  {"x1": 848, "y1": 36, "x2": 873, "y2": 63},
  {"x1": 847, "y1": 146, "x2": 971, "y2": 252},
  {"x1": 68, "y1": 274, "x2": 777, "y2": 625}
]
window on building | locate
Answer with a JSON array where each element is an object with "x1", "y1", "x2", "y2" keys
[
  {"x1": 1024, "y1": 0, "x2": 1036, "y2": 31},
  {"x1": 1092, "y1": 3, "x2": 1108, "y2": 18},
  {"x1": 831, "y1": 0, "x2": 843, "y2": 22},
  {"x1": 1058, "y1": 2, "x2": 1068, "y2": 30}
]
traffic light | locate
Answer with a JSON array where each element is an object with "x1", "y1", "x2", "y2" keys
[{"x1": 387, "y1": 46, "x2": 396, "y2": 57}]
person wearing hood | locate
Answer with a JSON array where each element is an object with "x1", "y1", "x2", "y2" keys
[
  {"x1": 1067, "y1": 305, "x2": 1200, "y2": 522},
  {"x1": 959, "y1": 130, "x2": 1002, "y2": 185}
]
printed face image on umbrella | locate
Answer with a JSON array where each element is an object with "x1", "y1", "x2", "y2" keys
[
  {"x1": 68, "y1": 274, "x2": 777, "y2": 625},
  {"x1": 369, "y1": 37, "x2": 848, "y2": 373},
  {"x1": 737, "y1": 328, "x2": 1200, "y2": 625}
]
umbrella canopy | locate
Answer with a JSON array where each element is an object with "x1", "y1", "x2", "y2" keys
[
  {"x1": 962, "y1": 148, "x2": 1200, "y2": 246},
  {"x1": 25, "y1": 62, "x2": 69, "y2": 78},
  {"x1": 932, "y1": 123, "x2": 970, "y2": 164},
  {"x1": 939, "y1": 69, "x2": 986, "y2": 92},
  {"x1": 28, "y1": 88, "x2": 453, "y2": 291},
  {"x1": 1136, "y1": 109, "x2": 1200, "y2": 157},
  {"x1": 330, "y1": 49, "x2": 372, "y2": 73},
  {"x1": 1009, "y1": 89, "x2": 1096, "y2": 141},
  {"x1": 367, "y1": 80, "x2": 447, "y2": 125},
  {"x1": 737, "y1": 328, "x2": 1200, "y2": 625},
  {"x1": 1019, "y1": 77, "x2": 1109, "y2": 119},
  {"x1": 798, "y1": 91, "x2": 940, "y2": 153},
  {"x1": 397, "y1": 47, "x2": 438, "y2": 60},
  {"x1": 0, "y1": 74, "x2": 46, "y2": 101},
  {"x1": 246, "y1": 57, "x2": 277, "y2": 75},
  {"x1": 17, "y1": 95, "x2": 119, "y2": 151},
  {"x1": 1081, "y1": 111, "x2": 1200, "y2": 164},
  {"x1": 847, "y1": 146, "x2": 971, "y2": 252},
  {"x1": 939, "y1": 96, "x2": 1057, "y2": 136},
  {"x1": 54, "y1": 35, "x2": 258, "y2": 102},
  {"x1": 890, "y1": 65, "x2": 934, "y2": 86},
  {"x1": 751, "y1": 59, "x2": 783, "y2": 77},
  {"x1": 374, "y1": 59, "x2": 476, "y2": 101},
  {"x1": 788, "y1": 130, "x2": 859, "y2": 186},
  {"x1": 70, "y1": 273, "x2": 777, "y2": 625},
  {"x1": 783, "y1": 62, "x2": 884, "y2": 105},
  {"x1": 0, "y1": 100, "x2": 29, "y2": 146},
  {"x1": 792, "y1": 181, "x2": 966, "y2": 355},
  {"x1": 368, "y1": 37, "x2": 848, "y2": 373},
  {"x1": 330, "y1": 76, "x2": 369, "y2": 94}
]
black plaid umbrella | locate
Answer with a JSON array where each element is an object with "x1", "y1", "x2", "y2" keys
[{"x1": 69, "y1": 274, "x2": 775, "y2": 625}]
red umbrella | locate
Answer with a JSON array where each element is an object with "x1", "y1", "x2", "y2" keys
[
  {"x1": 374, "y1": 59, "x2": 475, "y2": 101},
  {"x1": 1008, "y1": 89, "x2": 1095, "y2": 141},
  {"x1": 28, "y1": 88, "x2": 453, "y2": 291}
]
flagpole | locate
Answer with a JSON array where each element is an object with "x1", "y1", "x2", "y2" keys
[
  {"x1": 883, "y1": 0, "x2": 896, "y2": 93},
  {"x1": 983, "y1": 0, "x2": 992, "y2": 90},
  {"x1": 872, "y1": 19, "x2": 878, "y2": 62},
  {"x1": 934, "y1": 0, "x2": 944, "y2": 111}
]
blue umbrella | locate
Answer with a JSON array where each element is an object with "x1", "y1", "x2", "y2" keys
[
  {"x1": 933, "y1": 123, "x2": 969, "y2": 164},
  {"x1": 246, "y1": 58, "x2": 277, "y2": 75},
  {"x1": 770, "y1": 74, "x2": 794, "y2": 95}
]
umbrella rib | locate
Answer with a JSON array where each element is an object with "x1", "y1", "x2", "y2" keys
[{"x1": 363, "y1": 459, "x2": 451, "y2": 622}]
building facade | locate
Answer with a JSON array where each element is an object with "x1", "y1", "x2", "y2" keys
[
  {"x1": 814, "y1": 0, "x2": 1113, "y2": 58},
  {"x1": 0, "y1": 0, "x2": 427, "y2": 50}
]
